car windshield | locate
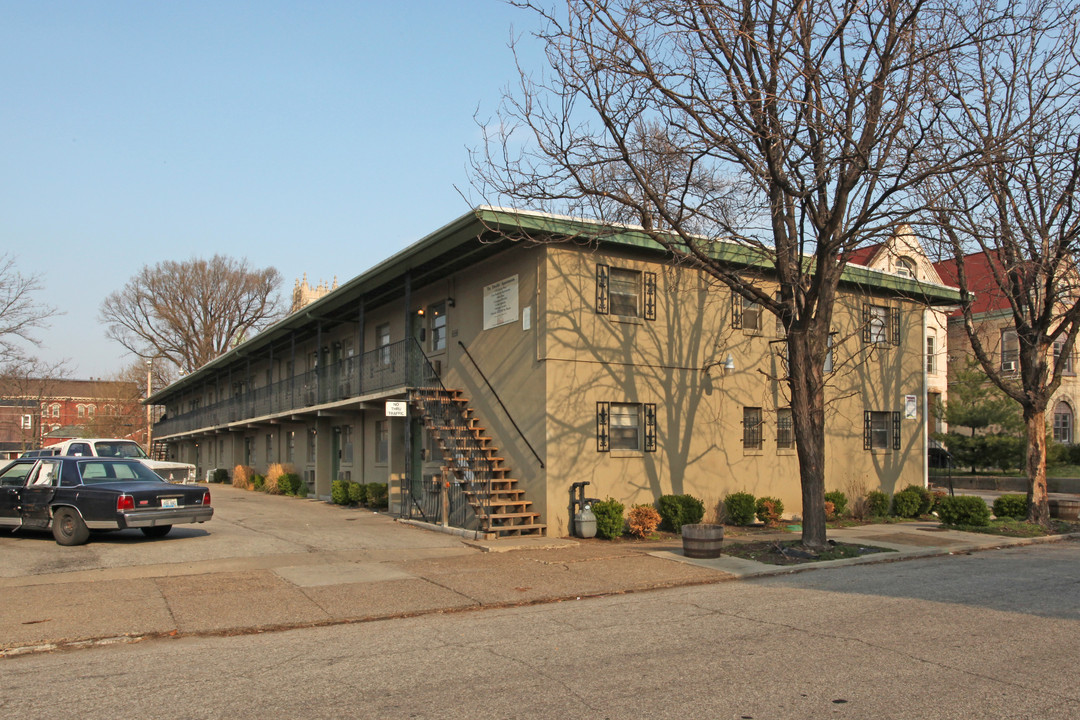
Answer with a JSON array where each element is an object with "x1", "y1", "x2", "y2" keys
[
  {"x1": 77, "y1": 460, "x2": 165, "y2": 484},
  {"x1": 92, "y1": 441, "x2": 148, "y2": 459}
]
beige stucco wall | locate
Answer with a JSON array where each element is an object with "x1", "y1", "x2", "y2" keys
[{"x1": 538, "y1": 246, "x2": 928, "y2": 534}]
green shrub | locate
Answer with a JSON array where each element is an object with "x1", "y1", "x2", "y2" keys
[
  {"x1": 723, "y1": 492, "x2": 757, "y2": 526},
  {"x1": 902, "y1": 484, "x2": 934, "y2": 516},
  {"x1": 365, "y1": 482, "x2": 388, "y2": 509},
  {"x1": 755, "y1": 496, "x2": 784, "y2": 526},
  {"x1": 284, "y1": 473, "x2": 302, "y2": 495},
  {"x1": 1068, "y1": 444, "x2": 1080, "y2": 466},
  {"x1": 937, "y1": 495, "x2": 991, "y2": 526},
  {"x1": 1046, "y1": 440, "x2": 1069, "y2": 466},
  {"x1": 656, "y1": 493, "x2": 705, "y2": 533},
  {"x1": 211, "y1": 468, "x2": 229, "y2": 484},
  {"x1": 891, "y1": 488, "x2": 923, "y2": 518},
  {"x1": 982, "y1": 434, "x2": 1025, "y2": 472},
  {"x1": 295, "y1": 480, "x2": 309, "y2": 498},
  {"x1": 591, "y1": 497, "x2": 626, "y2": 539},
  {"x1": 824, "y1": 491, "x2": 848, "y2": 519},
  {"x1": 350, "y1": 481, "x2": 368, "y2": 506},
  {"x1": 347, "y1": 481, "x2": 363, "y2": 504},
  {"x1": 331, "y1": 480, "x2": 349, "y2": 505},
  {"x1": 252, "y1": 474, "x2": 266, "y2": 492},
  {"x1": 865, "y1": 490, "x2": 890, "y2": 518},
  {"x1": 992, "y1": 493, "x2": 1028, "y2": 519}
]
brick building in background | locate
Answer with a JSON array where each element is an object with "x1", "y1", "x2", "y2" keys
[{"x1": 0, "y1": 378, "x2": 143, "y2": 459}]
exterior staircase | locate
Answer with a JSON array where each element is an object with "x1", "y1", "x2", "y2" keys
[{"x1": 409, "y1": 387, "x2": 545, "y2": 538}]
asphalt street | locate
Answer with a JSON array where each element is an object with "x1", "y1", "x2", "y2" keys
[{"x1": 1, "y1": 541, "x2": 1077, "y2": 720}]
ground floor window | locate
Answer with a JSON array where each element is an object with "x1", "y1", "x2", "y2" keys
[
  {"x1": 596, "y1": 402, "x2": 657, "y2": 452},
  {"x1": 776, "y1": 407, "x2": 794, "y2": 449},
  {"x1": 743, "y1": 407, "x2": 763, "y2": 449},
  {"x1": 864, "y1": 411, "x2": 901, "y2": 451},
  {"x1": 1053, "y1": 402, "x2": 1073, "y2": 444}
]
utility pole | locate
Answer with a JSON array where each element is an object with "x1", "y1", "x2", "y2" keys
[{"x1": 145, "y1": 359, "x2": 153, "y2": 455}]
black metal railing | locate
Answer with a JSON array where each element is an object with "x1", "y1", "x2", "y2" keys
[
  {"x1": 457, "y1": 340, "x2": 544, "y2": 469},
  {"x1": 406, "y1": 358, "x2": 494, "y2": 532},
  {"x1": 154, "y1": 339, "x2": 421, "y2": 437},
  {"x1": 406, "y1": 473, "x2": 475, "y2": 530}
]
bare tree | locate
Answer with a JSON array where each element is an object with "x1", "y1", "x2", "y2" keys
[
  {"x1": 100, "y1": 256, "x2": 284, "y2": 374},
  {"x1": 0, "y1": 253, "x2": 58, "y2": 363},
  {"x1": 924, "y1": 1, "x2": 1080, "y2": 526},
  {"x1": 473, "y1": 0, "x2": 1001, "y2": 549},
  {"x1": 79, "y1": 369, "x2": 145, "y2": 442}
]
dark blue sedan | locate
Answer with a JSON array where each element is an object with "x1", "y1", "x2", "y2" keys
[{"x1": 0, "y1": 456, "x2": 213, "y2": 545}]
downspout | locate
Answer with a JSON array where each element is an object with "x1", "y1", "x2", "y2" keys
[
  {"x1": 404, "y1": 272, "x2": 413, "y2": 519},
  {"x1": 923, "y1": 308, "x2": 929, "y2": 489}
]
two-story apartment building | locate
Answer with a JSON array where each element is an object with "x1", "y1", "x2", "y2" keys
[{"x1": 149, "y1": 208, "x2": 960, "y2": 537}]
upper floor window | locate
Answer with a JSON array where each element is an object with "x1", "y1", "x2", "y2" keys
[
  {"x1": 732, "y1": 294, "x2": 762, "y2": 332},
  {"x1": 429, "y1": 302, "x2": 447, "y2": 352},
  {"x1": 926, "y1": 335, "x2": 937, "y2": 374},
  {"x1": 596, "y1": 264, "x2": 656, "y2": 320},
  {"x1": 895, "y1": 256, "x2": 917, "y2": 279},
  {"x1": 377, "y1": 323, "x2": 391, "y2": 365},
  {"x1": 50, "y1": 403, "x2": 60, "y2": 418},
  {"x1": 1001, "y1": 329, "x2": 1019, "y2": 371},
  {"x1": 1054, "y1": 339, "x2": 1074, "y2": 375},
  {"x1": 863, "y1": 304, "x2": 900, "y2": 346}
]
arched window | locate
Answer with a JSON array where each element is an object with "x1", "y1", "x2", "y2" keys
[
  {"x1": 896, "y1": 256, "x2": 917, "y2": 279},
  {"x1": 1053, "y1": 401, "x2": 1074, "y2": 445}
]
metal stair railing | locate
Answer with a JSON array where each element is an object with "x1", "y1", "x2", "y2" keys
[{"x1": 406, "y1": 343, "x2": 494, "y2": 532}]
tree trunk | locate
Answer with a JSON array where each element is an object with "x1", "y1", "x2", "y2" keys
[
  {"x1": 1023, "y1": 406, "x2": 1051, "y2": 527},
  {"x1": 788, "y1": 330, "x2": 828, "y2": 551}
]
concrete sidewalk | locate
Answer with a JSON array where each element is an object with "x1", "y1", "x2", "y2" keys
[{"x1": 2, "y1": 518, "x2": 1075, "y2": 658}]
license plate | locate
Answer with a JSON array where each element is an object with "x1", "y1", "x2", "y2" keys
[{"x1": 161, "y1": 498, "x2": 178, "y2": 509}]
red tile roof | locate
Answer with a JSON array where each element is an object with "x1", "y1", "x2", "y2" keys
[
  {"x1": 933, "y1": 252, "x2": 1013, "y2": 315},
  {"x1": 846, "y1": 243, "x2": 882, "y2": 267}
]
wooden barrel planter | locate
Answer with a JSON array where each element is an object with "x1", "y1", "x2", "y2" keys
[
  {"x1": 1049, "y1": 499, "x2": 1080, "y2": 522},
  {"x1": 682, "y1": 523, "x2": 724, "y2": 559}
]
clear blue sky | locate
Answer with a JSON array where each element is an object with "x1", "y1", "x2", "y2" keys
[{"x1": 1, "y1": 0, "x2": 542, "y2": 378}]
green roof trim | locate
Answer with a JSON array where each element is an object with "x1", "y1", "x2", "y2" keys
[
  {"x1": 477, "y1": 207, "x2": 962, "y2": 304},
  {"x1": 149, "y1": 206, "x2": 960, "y2": 402}
]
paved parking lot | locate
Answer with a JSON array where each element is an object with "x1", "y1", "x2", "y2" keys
[{"x1": 0, "y1": 484, "x2": 469, "y2": 579}]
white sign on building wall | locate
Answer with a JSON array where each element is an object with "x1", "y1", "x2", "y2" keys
[{"x1": 483, "y1": 275, "x2": 519, "y2": 330}]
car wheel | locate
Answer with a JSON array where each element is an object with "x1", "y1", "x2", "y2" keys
[
  {"x1": 140, "y1": 525, "x2": 172, "y2": 538},
  {"x1": 52, "y1": 507, "x2": 90, "y2": 546}
]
